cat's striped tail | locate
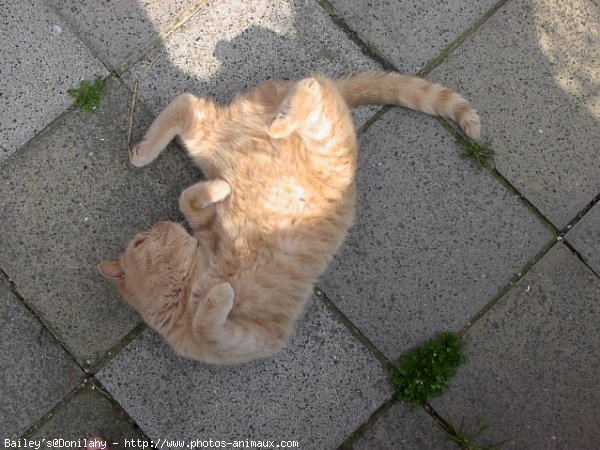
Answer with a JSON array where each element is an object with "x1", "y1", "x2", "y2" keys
[{"x1": 335, "y1": 71, "x2": 480, "y2": 139}]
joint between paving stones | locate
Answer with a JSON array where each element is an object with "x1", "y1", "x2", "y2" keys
[
  {"x1": 92, "y1": 321, "x2": 148, "y2": 374},
  {"x1": 561, "y1": 190, "x2": 600, "y2": 237},
  {"x1": 20, "y1": 378, "x2": 89, "y2": 440},
  {"x1": 337, "y1": 395, "x2": 398, "y2": 449},
  {"x1": 416, "y1": 0, "x2": 513, "y2": 78},
  {"x1": 87, "y1": 377, "x2": 156, "y2": 446},
  {"x1": 116, "y1": 0, "x2": 210, "y2": 75},
  {"x1": 0, "y1": 74, "x2": 118, "y2": 173},
  {"x1": 562, "y1": 239, "x2": 600, "y2": 280},
  {"x1": 460, "y1": 237, "x2": 557, "y2": 337},
  {"x1": 0, "y1": 267, "x2": 86, "y2": 374},
  {"x1": 315, "y1": 0, "x2": 395, "y2": 72},
  {"x1": 434, "y1": 116, "x2": 559, "y2": 238},
  {"x1": 314, "y1": 287, "x2": 393, "y2": 371},
  {"x1": 42, "y1": 0, "x2": 112, "y2": 75}
]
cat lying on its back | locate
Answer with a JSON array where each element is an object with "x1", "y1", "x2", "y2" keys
[{"x1": 98, "y1": 71, "x2": 480, "y2": 364}]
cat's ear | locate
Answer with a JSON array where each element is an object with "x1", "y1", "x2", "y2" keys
[{"x1": 97, "y1": 261, "x2": 125, "y2": 280}]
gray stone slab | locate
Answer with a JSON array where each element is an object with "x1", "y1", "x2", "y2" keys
[
  {"x1": 319, "y1": 108, "x2": 552, "y2": 362},
  {"x1": 48, "y1": 0, "x2": 202, "y2": 73},
  {"x1": 430, "y1": 0, "x2": 600, "y2": 229},
  {"x1": 98, "y1": 298, "x2": 392, "y2": 449},
  {"x1": 0, "y1": 78, "x2": 199, "y2": 369},
  {"x1": 0, "y1": 0, "x2": 108, "y2": 160},
  {"x1": 354, "y1": 402, "x2": 455, "y2": 450},
  {"x1": 567, "y1": 202, "x2": 600, "y2": 275},
  {"x1": 122, "y1": 0, "x2": 380, "y2": 128},
  {"x1": 327, "y1": 0, "x2": 497, "y2": 73},
  {"x1": 26, "y1": 384, "x2": 145, "y2": 449},
  {"x1": 432, "y1": 244, "x2": 600, "y2": 449},
  {"x1": 0, "y1": 281, "x2": 83, "y2": 438}
]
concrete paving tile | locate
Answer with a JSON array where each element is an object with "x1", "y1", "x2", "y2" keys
[
  {"x1": 430, "y1": 0, "x2": 600, "y2": 229},
  {"x1": 122, "y1": 0, "x2": 380, "y2": 128},
  {"x1": 97, "y1": 298, "x2": 392, "y2": 449},
  {"x1": 0, "y1": 78, "x2": 199, "y2": 369},
  {"x1": 0, "y1": 281, "x2": 83, "y2": 438},
  {"x1": 27, "y1": 384, "x2": 145, "y2": 449},
  {"x1": 567, "y1": 202, "x2": 600, "y2": 275},
  {"x1": 319, "y1": 108, "x2": 552, "y2": 362},
  {"x1": 327, "y1": 0, "x2": 497, "y2": 73},
  {"x1": 432, "y1": 244, "x2": 600, "y2": 449},
  {"x1": 0, "y1": 0, "x2": 108, "y2": 160},
  {"x1": 354, "y1": 402, "x2": 455, "y2": 450},
  {"x1": 48, "y1": 0, "x2": 202, "y2": 73}
]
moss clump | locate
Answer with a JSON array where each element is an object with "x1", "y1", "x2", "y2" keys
[
  {"x1": 67, "y1": 76, "x2": 104, "y2": 111},
  {"x1": 391, "y1": 331, "x2": 466, "y2": 408}
]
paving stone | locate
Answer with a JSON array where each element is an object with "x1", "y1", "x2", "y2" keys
[
  {"x1": 0, "y1": 281, "x2": 83, "y2": 438},
  {"x1": 319, "y1": 108, "x2": 552, "y2": 362},
  {"x1": 432, "y1": 244, "x2": 600, "y2": 449},
  {"x1": 48, "y1": 0, "x2": 202, "y2": 73},
  {"x1": 0, "y1": 78, "x2": 199, "y2": 369},
  {"x1": 98, "y1": 298, "x2": 392, "y2": 449},
  {"x1": 354, "y1": 402, "x2": 455, "y2": 450},
  {"x1": 27, "y1": 384, "x2": 145, "y2": 449},
  {"x1": 122, "y1": 0, "x2": 380, "y2": 128},
  {"x1": 0, "y1": 0, "x2": 108, "y2": 160},
  {"x1": 430, "y1": 0, "x2": 600, "y2": 229},
  {"x1": 567, "y1": 202, "x2": 600, "y2": 275},
  {"x1": 327, "y1": 0, "x2": 497, "y2": 73}
]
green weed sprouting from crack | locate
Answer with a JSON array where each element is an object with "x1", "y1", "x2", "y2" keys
[
  {"x1": 457, "y1": 139, "x2": 495, "y2": 168},
  {"x1": 435, "y1": 416, "x2": 512, "y2": 450},
  {"x1": 434, "y1": 116, "x2": 495, "y2": 168},
  {"x1": 392, "y1": 332, "x2": 509, "y2": 449},
  {"x1": 391, "y1": 331, "x2": 466, "y2": 409},
  {"x1": 67, "y1": 76, "x2": 104, "y2": 111}
]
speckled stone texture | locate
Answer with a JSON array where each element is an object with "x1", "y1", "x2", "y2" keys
[
  {"x1": 28, "y1": 384, "x2": 145, "y2": 449},
  {"x1": 0, "y1": 281, "x2": 82, "y2": 438},
  {"x1": 47, "y1": 0, "x2": 203, "y2": 73},
  {"x1": 121, "y1": 0, "x2": 381, "y2": 128},
  {"x1": 327, "y1": 0, "x2": 497, "y2": 73},
  {"x1": 318, "y1": 108, "x2": 552, "y2": 361},
  {"x1": 430, "y1": 0, "x2": 600, "y2": 229},
  {"x1": 354, "y1": 403, "x2": 455, "y2": 450},
  {"x1": 0, "y1": 0, "x2": 108, "y2": 160},
  {"x1": 0, "y1": 78, "x2": 198, "y2": 369},
  {"x1": 567, "y1": 203, "x2": 600, "y2": 275},
  {"x1": 98, "y1": 298, "x2": 392, "y2": 449},
  {"x1": 432, "y1": 244, "x2": 600, "y2": 449}
]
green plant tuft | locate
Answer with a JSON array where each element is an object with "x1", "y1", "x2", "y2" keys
[
  {"x1": 458, "y1": 139, "x2": 495, "y2": 168},
  {"x1": 67, "y1": 76, "x2": 104, "y2": 111},
  {"x1": 438, "y1": 417, "x2": 511, "y2": 450},
  {"x1": 391, "y1": 331, "x2": 466, "y2": 408}
]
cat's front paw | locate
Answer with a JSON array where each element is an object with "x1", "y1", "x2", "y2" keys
[{"x1": 129, "y1": 141, "x2": 154, "y2": 167}]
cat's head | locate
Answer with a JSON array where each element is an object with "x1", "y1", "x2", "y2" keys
[{"x1": 98, "y1": 221, "x2": 199, "y2": 331}]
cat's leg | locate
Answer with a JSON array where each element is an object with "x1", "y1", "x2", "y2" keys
[
  {"x1": 179, "y1": 179, "x2": 231, "y2": 230},
  {"x1": 192, "y1": 283, "x2": 235, "y2": 332},
  {"x1": 192, "y1": 283, "x2": 288, "y2": 364},
  {"x1": 130, "y1": 93, "x2": 216, "y2": 167},
  {"x1": 266, "y1": 78, "x2": 321, "y2": 139},
  {"x1": 266, "y1": 76, "x2": 351, "y2": 144}
]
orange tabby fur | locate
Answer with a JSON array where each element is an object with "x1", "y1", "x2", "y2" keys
[{"x1": 98, "y1": 71, "x2": 480, "y2": 364}]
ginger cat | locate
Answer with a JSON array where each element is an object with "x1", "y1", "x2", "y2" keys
[{"x1": 98, "y1": 72, "x2": 480, "y2": 364}]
